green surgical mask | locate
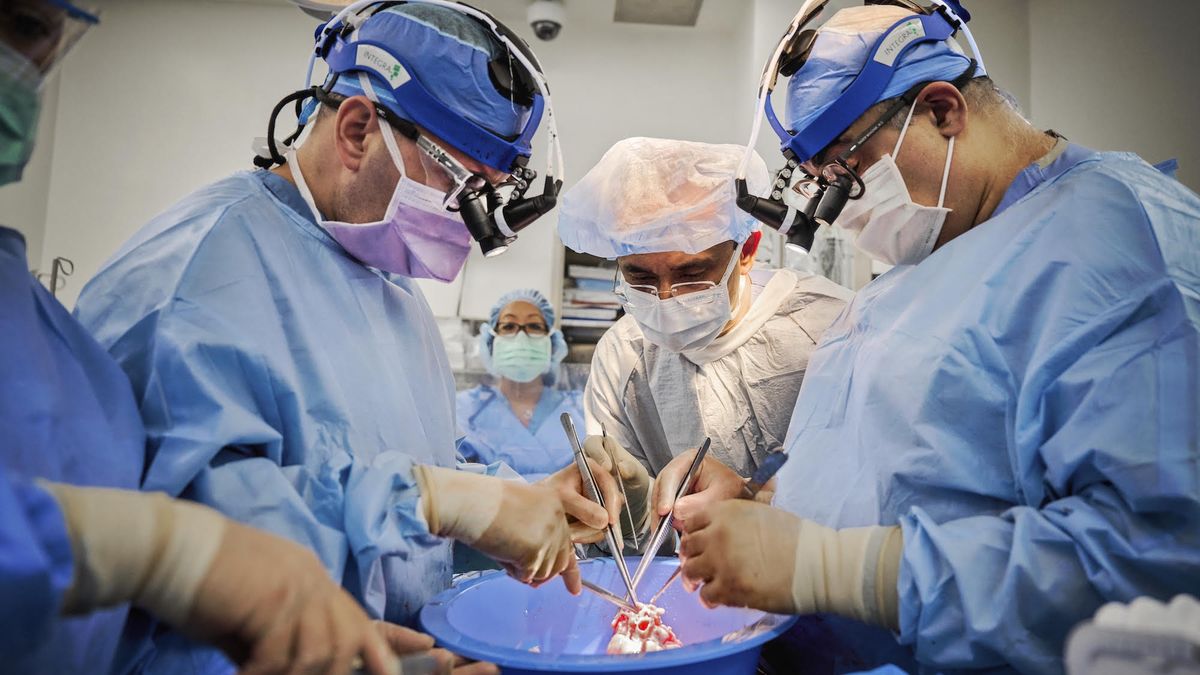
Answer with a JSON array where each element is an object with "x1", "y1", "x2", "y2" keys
[
  {"x1": 490, "y1": 332, "x2": 553, "y2": 383},
  {"x1": 0, "y1": 42, "x2": 43, "y2": 187}
]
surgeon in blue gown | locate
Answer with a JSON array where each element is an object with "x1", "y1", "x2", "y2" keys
[
  {"x1": 457, "y1": 289, "x2": 582, "y2": 482},
  {"x1": 2, "y1": 4, "x2": 458, "y2": 675},
  {"x1": 1, "y1": 2, "x2": 142, "y2": 669},
  {"x1": 74, "y1": 5, "x2": 609, "y2": 675},
  {"x1": 652, "y1": 4, "x2": 1200, "y2": 675}
]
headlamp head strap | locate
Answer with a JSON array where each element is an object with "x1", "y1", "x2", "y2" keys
[
  {"x1": 769, "y1": 8, "x2": 961, "y2": 164},
  {"x1": 314, "y1": 2, "x2": 546, "y2": 173}
]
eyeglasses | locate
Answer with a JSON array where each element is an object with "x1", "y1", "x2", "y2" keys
[
  {"x1": 495, "y1": 321, "x2": 549, "y2": 337},
  {"x1": 612, "y1": 251, "x2": 735, "y2": 309},
  {"x1": 614, "y1": 280, "x2": 721, "y2": 307}
]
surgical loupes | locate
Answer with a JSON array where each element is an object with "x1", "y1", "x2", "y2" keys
[{"x1": 560, "y1": 412, "x2": 640, "y2": 606}]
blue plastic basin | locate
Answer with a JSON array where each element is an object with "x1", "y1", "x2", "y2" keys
[{"x1": 420, "y1": 556, "x2": 797, "y2": 674}]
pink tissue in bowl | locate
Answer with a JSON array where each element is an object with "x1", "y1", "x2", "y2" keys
[{"x1": 607, "y1": 604, "x2": 682, "y2": 655}]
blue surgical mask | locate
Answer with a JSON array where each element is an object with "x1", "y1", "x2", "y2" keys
[
  {"x1": 0, "y1": 43, "x2": 43, "y2": 187},
  {"x1": 490, "y1": 332, "x2": 552, "y2": 383}
]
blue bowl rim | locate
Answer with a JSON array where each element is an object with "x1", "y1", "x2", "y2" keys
[{"x1": 419, "y1": 559, "x2": 799, "y2": 672}]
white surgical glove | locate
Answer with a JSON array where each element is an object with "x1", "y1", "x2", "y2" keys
[
  {"x1": 43, "y1": 482, "x2": 416, "y2": 675},
  {"x1": 678, "y1": 499, "x2": 901, "y2": 629},
  {"x1": 582, "y1": 435, "x2": 651, "y2": 543},
  {"x1": 45, "y1": 481, "x2": 225, "y2": 626},
  {"x1": 414, "y1": 465, "x2": 583, "y2": 593},
  {"x1": 1067, "y1": 596, "x2": 1200, "y2": 675},
  {"x1": 652, "y1": 447, "x2": 748, "y2": 533}
]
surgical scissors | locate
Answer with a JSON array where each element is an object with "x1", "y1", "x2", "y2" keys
[
  {"x1": 643, "y1": 450, "x2": 790, "y2": 603},
  {"x1": 601, "y1": 423, "x2": 640, "y2": 549},
  {"x1": 629, "y1": 438, "x2": 711, "y2": 591},
  {"x1": 561, "y1": 413, "x2": 641, "y2": 606}
]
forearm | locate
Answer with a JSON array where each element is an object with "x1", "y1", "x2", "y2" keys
[{"x1": 43, "y1": 482, "x2": 225, "y2": 627}]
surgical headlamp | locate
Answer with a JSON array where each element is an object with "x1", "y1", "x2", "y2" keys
[
  {"x1": 734, "y1": 0, "x2": 982, "y2": 252},
  {"x1": 255, "y1": 0, "x2": 565, "y2": 258}
]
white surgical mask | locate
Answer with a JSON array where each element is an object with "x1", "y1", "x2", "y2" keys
[
  {"x1": 490, "y1": 332, "x2": 552, "y2": 383},
  {"x1": 620, "y1": 250, "x2": 741, "y2": 353},
  {"x1": 837, "y1": 101, "x2": 955, "y2": 266}
]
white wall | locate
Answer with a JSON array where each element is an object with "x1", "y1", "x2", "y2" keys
[
  {"x1": 23, "y1": 0, "x2": 1199, "y2": 311},
  {"x1": 451, "y1": 0, "x2": 751, "y2": 319},
  {"x1": 32, "y1": 0, "x2": 752, "y2": 313},
  {"x1": 1028, "y1": 0, "x2": 1200, "y2": 191},
  {"x1": 39, "y1": 0, "x2": 316, "y2": 308}
]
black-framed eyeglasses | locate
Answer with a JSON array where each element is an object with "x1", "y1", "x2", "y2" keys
[{"x1": 495, "y1": 321, "x2": 550, "y2": 337}]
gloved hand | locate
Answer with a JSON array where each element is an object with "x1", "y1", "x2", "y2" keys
[
  {"x1": 678, "y1": 499, "x2": 902, "y2": 629},
  {"x1": 44, "y1": 482, "x2": 439, "y2": 675},
  {"x1": 582, "y1": 435, "x2": 651, "y2": 544},
  {"x1": 651, "y1": 447, "x2": 747, "y2": 533},
  {"x1": 414, "y1": 466, "x2": 582, "y2": 593},
  {"x1": 539, "y1": 456, "x2": 624, "y2": 545}
]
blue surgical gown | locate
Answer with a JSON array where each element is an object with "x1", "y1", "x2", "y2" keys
[
  {"x1": 75, "y1": 170, "x2": 459, "y2": 674},
  {"x1": 774, "y1": 144, "x2": 1200, "y2": 674},
  {"x1": 456, "y1": 384, "x2": 582, "y2": 481},
  {"x1": 0, "y1": 226, "x2": 145, "y2": 672}
]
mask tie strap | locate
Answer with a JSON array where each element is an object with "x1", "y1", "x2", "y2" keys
[
  {"x1": 892, "y1": 100, "x2": 920, "y2": 159},
  {"x1": 359, "y1": 72, "x2": 410, "y2": 183},
  {"x1": 937, "y1": 136, "x2": 955, "y2": 208},
  {"x1": 286, "y1": 148, "x2": 326, "y2": 225}
]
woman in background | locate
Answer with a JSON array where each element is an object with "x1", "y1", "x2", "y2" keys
[{"x1": 457, "y1": 289, "x2": 582, "y2": 481}]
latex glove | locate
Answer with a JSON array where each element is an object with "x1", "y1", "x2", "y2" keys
[
  {"x1": 1066, "y1": 595, "x2": 1200, "y2": 675},
  {"x1": 374, "y1": 624, "x2": 500, "y2": 675},
  {"x1": 415, "y1": 466, "x2": 582, "y2": 594},
  {"x1": 539, "y1": 456, "x2": 624, "y2": 545},
  {"x1": 582, "y1": 435, "x2": 651, "y2": 543},
  {"x1": 678, "y1": 499, "x2": 902, "y2": 630},
  {"x1": 44, "y1": 482, "x2": 421, "y2": 675},
  {"x1": 651, "y1": 447, "x2": 747, "y2": 533}
]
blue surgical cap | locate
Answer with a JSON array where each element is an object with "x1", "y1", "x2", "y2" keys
[
  {"x1": 490, "y1": 288, "x2": 555, "y2": 327},
  {"x1": 328, "y1": 4, "x2": 531, "y2": 138},
  {"x1": 558, "y1": 138, "x2": 769, "y2": 259},
  {"x1": 785, "y1": 5, "x2": 983, "y2": 139},
  {"x1": 478, "y1": 289, "x2": 568, "y2": 383}
]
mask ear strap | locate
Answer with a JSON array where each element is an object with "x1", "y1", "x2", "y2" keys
[
  {"x1": 359, "y1": 72, "x2": 409, "y2": 182},
  {"x1": 892, "y1": 100, "x2": 920, "y2": 159}
]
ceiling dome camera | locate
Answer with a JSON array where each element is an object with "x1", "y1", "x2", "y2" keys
[{"x1": 527, "y1": 0, "x2": 565, "y2": 41}]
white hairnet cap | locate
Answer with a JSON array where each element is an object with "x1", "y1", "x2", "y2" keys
[{"x1": 557, "y1": 137, "x2": 770, "y2": 259}]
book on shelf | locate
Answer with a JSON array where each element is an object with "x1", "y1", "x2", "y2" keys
[
  {"x1": 562, "y1": 325, "x2": 612, "y2": 343},
  {"x1": 563, "y1": 287, "x2": 620, "y2": 306},
  {"x1": 561, "y1": 306, "x2": 618, "y2": 321},
  {"x1": 561, "y1": 317, "x2": 616, "y2": 328},
  {"x1": 567, "y1": 264, "x2": 616, "y2": 281},
  {"x1": 571, "y1": 277, "x2": 612, "y2": 291}
]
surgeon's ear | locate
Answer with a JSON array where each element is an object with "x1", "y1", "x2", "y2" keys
[
  {"x1": 738, "y1": 231, "x2": 762, "y2": 273},
  {"x1": 332, "y1": 95, "x2": 380, "y2": 173},
  {"x1": 917, "y1": 81, "x2": 967, "y2": 139}
]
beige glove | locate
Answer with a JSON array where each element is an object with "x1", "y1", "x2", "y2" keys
[
  {"x1": 651, "y1": 447, "x2": 748, "y2": 533},
  {"x1": 44, "y1": 482, "x2": 416, "y2": 675},
  {"x1": 582, "y1": 435, "x2": 651, "y2": 543},
  {"x1": 678, "y1": 499, "x2": 901, "y2": 630},
  {"x1": 414, "y1": 465, "x2": 582, "y2": 593}
]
